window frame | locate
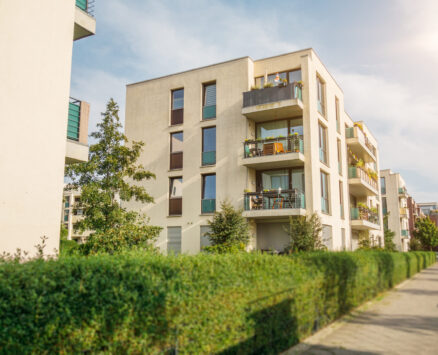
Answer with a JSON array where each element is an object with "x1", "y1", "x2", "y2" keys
[
  {"x1": 319, "y1": 122, "x2": 328, "y2": 165},
  {"x1": 316, "y1": 75, "x2": 326, "y2": 116},
  {"x1": 320, "y1": 170, "x2": 330, "y2": 214}
]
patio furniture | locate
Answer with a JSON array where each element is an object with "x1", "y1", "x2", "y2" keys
[{"x1": 251, "y1": 195, "x2": 263, "y2": 210}]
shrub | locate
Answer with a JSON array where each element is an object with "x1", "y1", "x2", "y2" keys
[
  {"x1": 413, "y1": 217, "x2": 438, "y2": 251},
  {"x1": 0, "y1": 251, "x2": 434, "y2": 354},
  {"x1": 284, "y1": 213, "x2": 325, "y2": 252}
]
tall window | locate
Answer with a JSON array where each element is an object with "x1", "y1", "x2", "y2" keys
[
  {"x1": 167, "y1": 227, "x2": 181, "y2": 254},
  {"x1": 169, "y1": 177, "x2": 182, "y2": 215},
  {"x1": 337, "y1": 139, "x2": 342, "y2": 175},
  {"x1": 202, "y1": 82, "x2": 216, "y2": 120},
  {"x1": 339, "y1": 181, "x2": 344, "y2": 219},
  {"x1": 335, "y1": 97, "x2": 340, "y2": 133},
  {"x1": 202, "y1": 127, "x2": 216, "y2": 166},
  {"x1": 171, "y1": 88, "x2": 184, "y2": 125},
  {"x1": 201, "y1": 174, "x2": 216, "y2": 213},
  {"x1": 170, "y1": 132, "x2": 183, "y2": 170},
  {"x1": 321, "y1": 171, "x2": 330, "y2": 214},
  {"x1": 382, "y1": 197, "x2": 388, "y2": 215},
  {"x1": 319, "y1": 123, "x2": 328, "y2": 164},
  {"x1": 316, "y1": 76, "x2": 325, "y2": 116},
  {"x1": 380, "y1": 177, "x2": 386, "y2": 194}
]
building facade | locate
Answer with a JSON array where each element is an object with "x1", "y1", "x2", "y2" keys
[
  {"x1": 407, "y1": 197, "x2": 425, "y2": 236},
  {"x1": 0, "y1": 0, "x2": 95, "y2": 255},
  {"x1": 62, "y1": 189, "x2": 90, "y2": 243},
  {"x1": 417, "y1": 202, "x2": 438, "y2": 227},
  {"x1": 125, "y1": 49, "x2": 383, "y2": 254},
  {"x1": 380, "y1": 169, "x2": 411, "y2": 251}
]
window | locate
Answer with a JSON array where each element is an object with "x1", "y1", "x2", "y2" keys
[
  {"x1": 382, "y1": 197, "x2": 388, "y2": 216},
  {"x1": 255, "y1": 69, "x2": 302, "y2": 87},
  {"x1": 202, "y1": 127, "x2": 216, "y2": 166},
  {"x1": 319, "y1": 123, "x2": 328, "y2": 164},
  {"x1": 317, "y1": 76, "x2": 325, "y2": 116},
  {"x1": 169, "y1": 177, "x2": 182, "y2": 215},
  {"x1": 256, "y1": 168, "x2": 305, "y2": 194},
  {"x1": 171, "y1": 88, "x2": 184, "y2": 125},
  {"x1": 320, "y1": 171, "x2": 330, "y2": 214},
  {"x1": 341, "y1": 228, "x2": 346, "y2": 250},
  {"x1": 256, "y1": 118, "x2": 303, "y2": 137},
  {"x1": 202, "y1": 82, "x2": 216, "y2": 120},
  {"x1": 170, "y1": 132, "x2": 183, "y2": 170},
  {"x1": 335, "y1": 97, "x2": 340, "y2": 133},
  {"x1": 339, "y1": 181, "x2": 344, "y2": 219},
  {"x1": 380, "y1": 177, "x2": 386, "y2": 194},
  {"x1": 200, "y1": 226, "x2": 212, "y2": 249},
  {"x1": 337, "y1": 139, "x2": 342, "y2": 175},
  {"x1": 201, "y1": 174, "x2": 216, "y2": 213},
  {"x1": 322, "y1": 225, "x2": 332, "y2": 249},
  {"x1": 167, "y1": 227, "x2": 181, "y2": 254},
  {"x1": 63, "y1": 210, "x2": 69, "y2": 222}
]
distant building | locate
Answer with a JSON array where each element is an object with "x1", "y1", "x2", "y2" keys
[
  {"x1": 407, "y1": 197, "x2": 425, "y2": 236},
  {"x1": 62, "y1": 189, "x2": 90, "y2": 243}
]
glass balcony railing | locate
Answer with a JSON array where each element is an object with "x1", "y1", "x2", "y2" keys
[
  {"x1": 68, "y1": 98, "x2": 81, "y2": 141},
  {"x1": 244, "y1": 189, "x2": 305, "y2": 211},
  {"x1": 201, "y1": 199, "x2": 216, "y2": 214},
  {"x1": 202, "y1": 105, "x2": 216, "y2": 120},
  {"x1": 398, "y1": 187, "x2": 407, "y2": 195},
  {"x1": 350, "y1": 206, "x2": 379, "y2": 225},
  {"x1": 345, "y1": 126, "x2": 377, "y2": 157},
  {"x1": 401, "y1": 229, "x2": 409, "y2": 237},
  {"x1": 202, "y1": 151, "x2": 216, "y2": 166},
  {"x1": 243, "y1": 82, "x2": 302, "y2": 108},
  {"x1": 243, "y1": 135, "x2": 303, "y2": 158},
  {"x1": 76, "y1": 0, "x2": 95, "y2": 16},
  {"x1": 348, "y1": 166, "x2": 378, "y2": 191}
]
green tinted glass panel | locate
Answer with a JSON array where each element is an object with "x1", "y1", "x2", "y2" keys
[
  {"x1": 68, "y1": 102, "x2": 80, "y2": 140},
  {"x1": 350, "y1": 207, "x2": 359, "y2": 220},
  {"x1": 345, "y1": 127, "x2": 354, "y2": 138},
  {"x1": 76, "y1": 0, "x2": 87, "y2": 11},
  {"x1": 348, "y1": 166, "x2": 358, "y2": 178},
  {"x1": 201, "y1": 199, "x2": 216, "y2": 213},
  {"x1": 203, "y1": 105, "x2": 216, "y2": 120},
  {"x1": 202, "y1": 151, "x2": 216, "y2": 166}
]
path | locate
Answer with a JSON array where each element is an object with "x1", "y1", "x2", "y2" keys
[{"x1": 287, "y1": 263, "x2": 438, "y2": 355}]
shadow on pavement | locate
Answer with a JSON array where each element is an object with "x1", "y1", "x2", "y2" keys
[{"x1": 287, "y1": 344, "x2": 379, "y2": 354}]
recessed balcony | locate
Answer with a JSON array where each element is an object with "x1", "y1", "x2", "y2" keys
[
  {"x1": 345, "y1": 126, "x2": 377, "y2": 162},
  {"x1": 239, "y1": 136, "x2": 304, "y2": 169},
  {"x1": 242, "y1": 83, "x2": 303, "y2": 122},
  {"x1": 350, "y1": 207, "x2": 380, "y2": 230},
  {"x1": 66, "y1": 97, "x2": 89, "y2": 164},
  {"x1": 74, "y1": 0, "x2": 96, "y2": 41},
  {"x1": 243, "y1": 189, "x2": 306, "y2": 219},
  {"x1": 348, "y1": 166, "x2": 379, "y2": 197},
  {"x1": 400, "y1": 207, "x2": 408, "y2": 216}
]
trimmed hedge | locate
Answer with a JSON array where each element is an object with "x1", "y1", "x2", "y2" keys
[{"x1": 0, "y1": 251, "x2": 435, "y2": 354}]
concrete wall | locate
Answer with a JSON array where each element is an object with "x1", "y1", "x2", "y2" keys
[{"x1": 0, "y1": 0, "x2": 76, "y2": 256}]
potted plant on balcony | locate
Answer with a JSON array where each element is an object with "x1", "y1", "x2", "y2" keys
[
  {"x1": 356, "y1": 158, "x2": 364, "y2": 168},
  {"x1": 250, "y1": 85, "x2": 260, "y2": 91},
  {"x1": 263, "y1": 82, "x2": 274, "y2": 88},
  {"x1": 279, "y1": 78, "x2": 288, "y2": 87},
  {"x1": 368, "y1": 169, "x2": 378, "y2": 181}
]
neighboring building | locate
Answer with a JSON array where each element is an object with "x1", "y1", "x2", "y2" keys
[
  {"x1": 62, "y1": 189, "x2": 90, "y2": 243},
  {"x1": 380, "y1": 169, "x2": 410, "y2": 251},
  {"x1": 0, "y1": 0, "x2": 95, "y2": 255},
  {"x1": 417, "y1": 202, "x2": 438, "y2": 227},
  {"x1": 407, "y1": 197, "x2": 425, "y2": 236},
  {"x1": 125, "y1": 49, "x2": 383, "y2": 254}
]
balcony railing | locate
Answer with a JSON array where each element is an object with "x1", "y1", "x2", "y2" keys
[
  {"x1": 350, "y1": 206, "x2": 379, "y2": 225},
  {"x1": 201, "y1": 199, "x2": 216, "y2": 214},
  {"x1": 400, "y1": 207, "x2": 408, "y2": 216},
  {"x1": 202, "y1": 105, "x2": 216, "y2": 120},
  {"x1": 243, "y1": 136, "x2": 303, "y2": 158},
  {"x1": 243, "y1": 82, "x2": 302, "y2": 108},
  {"x1": 244, "y1": 189, "x2": 305, "y2": 211},
  {"x1": 401, "y1": 229, "x2": 409, "y2": 237},
  {"x1": 398, "y1": 187, "x2": 407, "y2": 195},
  {"x1": 345, "y1": 126, "x2": 377, "y2": 157},
  {"x1": 76, "y1": 0, "x2": 95, "y2": 17},
  {"x1": 202, "y1": 151, "x2": 216, "y2": 166},
  {"x1": 348, "y1": 166, "x2": 378, "y2": 191},
  {"x1": 68, "y1": 97, "x2": 81, "y2": 141}
]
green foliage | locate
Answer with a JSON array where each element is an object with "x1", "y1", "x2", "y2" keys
[
  {"x1": 413, "y1": 217, "x2": 438, "y2": 251},
  {"x1": 409, "y1": 237, "x2": 422, "y2": 251},
  {"x1": 357, "y1": 230, "x2": 371, "y2": 250},
  {"x1": 0, "y1": 251, "x2": 434, "y2": 354},
  {"x1": 59, "y1": 240, "x2": 79, "y2": 257},
  {"x1": 65, "y1": 99, "x2": 161, "y2": 253},
  {"x1": 205, "y1": 200, "x2": 250, "y2": 250},
  {"x1": 60, "y1": 223, "x2": 68, "y2": 241},
  {"x1": 384, "y1": 228, "x2": 397, "y2": 251},
  {"x1": 284, "y1": 213, "x2": 325, "y2": 252}
]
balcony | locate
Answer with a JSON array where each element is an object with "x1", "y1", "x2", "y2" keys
[
  {"x1": 398, "y1": 187, "x2": 408, "y2": 196},
  {"x1": 240, "y1": 136, "x2": 304, "y2": 169},
  {"x1": 401, "y1": 229, "x2": 409, "y2": 238},
  {"x1": 242, "y1": 83, "x2": 303, "y2": 122},
  {"x1": 243, "y1": 189, "x2": 306, "y2": 219},
  {"x1": 74, "y1": 0, "x2": 96, "y2": 41},
  {"x1": 348, "y1": 166, "x2": 379, "y2": 196},
  {"x1": 345, "y1": 126, "x2": 377, "y2": 162},
  {"x1": 350, "y1": 206, "x2": 380, "y2": 230},
  {"x1": 66, "y1": 98, "x2": 89, "y2": 164},
  {"x1": 400, "y1": 207, "x2": 408, "y2": 216}
]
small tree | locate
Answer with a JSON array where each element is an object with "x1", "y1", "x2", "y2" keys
[
  {"x1": 205, "y1": 201, "x2": 250, "y2": 252},
  {"x1": 358, "y1": 230, "x2": 371, "y2": 250},
  {"x1": 284, "y1": 213, "x2": 325, "y2": 253},
  {"x1": 65, "y1": 99, "x2": 161, "y2": 255},
  {"x1": 413, "y1": 217, "x2": 438, "y2": 251},
  {"x1": 383, "y1": 229, "x2": 397, "y2": 251},
  {"x1": 408, "y1": 237, "x2": 422, "y2": 251}
]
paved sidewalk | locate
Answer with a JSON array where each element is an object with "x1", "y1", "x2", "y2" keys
[{"x1": 287, "y1": 263, "x2": 438, "y2": 355}]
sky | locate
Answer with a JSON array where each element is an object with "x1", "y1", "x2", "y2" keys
[{"x1": 70, "y1": 0, "x2": 438, "y2": 202}]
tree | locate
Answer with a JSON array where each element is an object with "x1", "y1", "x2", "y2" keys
[
  {"x1": 413, "y1": 217, "x2": 438, "y2": 251},
  {"x1": 204, "y1": 201, "x2": 250, "y2": 252},
  {"x1": 65, "y1": 99, "x2": 161, "y2": 254},
  {"x1": 383, "y1": 228, "x2": 397, "y2": 251},
  {"x1": 284, "y1": 213, "x2": 325, "y2": 253}
]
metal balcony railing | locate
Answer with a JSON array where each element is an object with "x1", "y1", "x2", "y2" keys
[
  {"x1": 243, "y1": 136, "x2": 304, "y2": 158},
  {"x1": 76, "y1": 0, "x2": 95, "y2": 17},
  {"x1": 243, "y1": 82, "x2": 303, "y2": 108},
  {"x1": 348, "y1": 166, "x2": 378, "y2": 191},
  {"x1": 244, "y1": 189, "x2": 305, "y2": 211},
  {"x1": 345, "y1": 126, "x2": 377, "y2": 157},
  {"x1": 399, "y1": 187, "x2": 407, "y2": 195}
]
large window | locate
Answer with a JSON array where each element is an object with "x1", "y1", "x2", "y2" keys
[
  {"x1": 380, "y1": 177, "x2": 386, "y2": 194},
  {"x1": 256, "y1": 118, "x2": 303, "y2": 138},
  {"x1": 339, "y1": 181, "x2": 344, "y2": 219},
  {"x1": 202, "y1": 127, "x2": 216, "y2": 166},
  {"x1": 170, "y1": 132, "x2": 183, "y2": 170},
  {"x1": 256, "y1": 168, "x2": 304, "y2": 193},
  {"x1": 317, "y1": 76, "x2": 325, "y2": 116},
  {"x1": 382, "y1": 197, "x2": 388, "y2": 215},
  {"x1": 255, "y1": 69, "x2": 302, "y2": 87},
  {"x1": 321, "y1": 171, "x2": 330, "y2": 214},
  {"x1": 201, "y1": 174, "x2": 216, "y2": 213},
  {"x1": 171, "y1": 88, "x2": 184, "y2": 125},
  {"x1": 167, "y1": 227, "x2": 181, "y2": 254},
  {"x1": 337, "y1": 139, "x2": 342, "y2": 175},
  {"x1": 200, "y1": 226, "x2": 212, "y2": 249},
  {"x1": 319, "y1": 123, "x2": 328, "y2": 164},
  {"x1": 169, "y1": 177, "x2": 182, "y2": 216},
  {"x1": 202, "y1": 82, "x2": 216, "y2": 120}
]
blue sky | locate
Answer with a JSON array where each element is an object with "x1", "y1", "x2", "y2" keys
[{"x1": 70, "y1": 0, "x2": 438, "y2": 202}]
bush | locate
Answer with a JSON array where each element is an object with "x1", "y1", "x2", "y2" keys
[
  {"x1": 0, "y1": 251, "x2": 435, "y2": 354},
  {"x1": 285, "y1": 213, "x2": 325, "y2": 252}
]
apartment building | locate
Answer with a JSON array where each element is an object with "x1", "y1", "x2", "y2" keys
[
  {"x1": 407, "y1": 197, "x2": 425, "y2": 236},
  {"x1": 380, "y1": 169, "x2": 410, "y2": 251},
  {"x1": 125, "y1": 49, "x2": 383, "y2": 254},
  {"x1": 0, "y1": 0, "x2": 95, "y2": 255},
  {"x1": 62, "y1": 189, "x2": 90, "y2": 242},
  {"x1": 417, "y1": 202, "x2": 438, "y2": 227}
]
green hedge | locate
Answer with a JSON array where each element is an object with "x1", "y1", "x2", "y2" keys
[{"x1": 0, "y1": 251, "x2": 435, "y2": 354}]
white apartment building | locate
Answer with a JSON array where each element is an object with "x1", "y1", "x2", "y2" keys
[
  {"x1": 0, "y1": 0, "x2": 95, "y2": 255},
  {"x1": 380, "y1": 169, "x2": 410, "y2": 251},
  {"x1": 62, "y1": 189, "x2": 90, "y2": 243},
  {"x1": 125, "y1": 49, "x2": 384, "y2": 254}
]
